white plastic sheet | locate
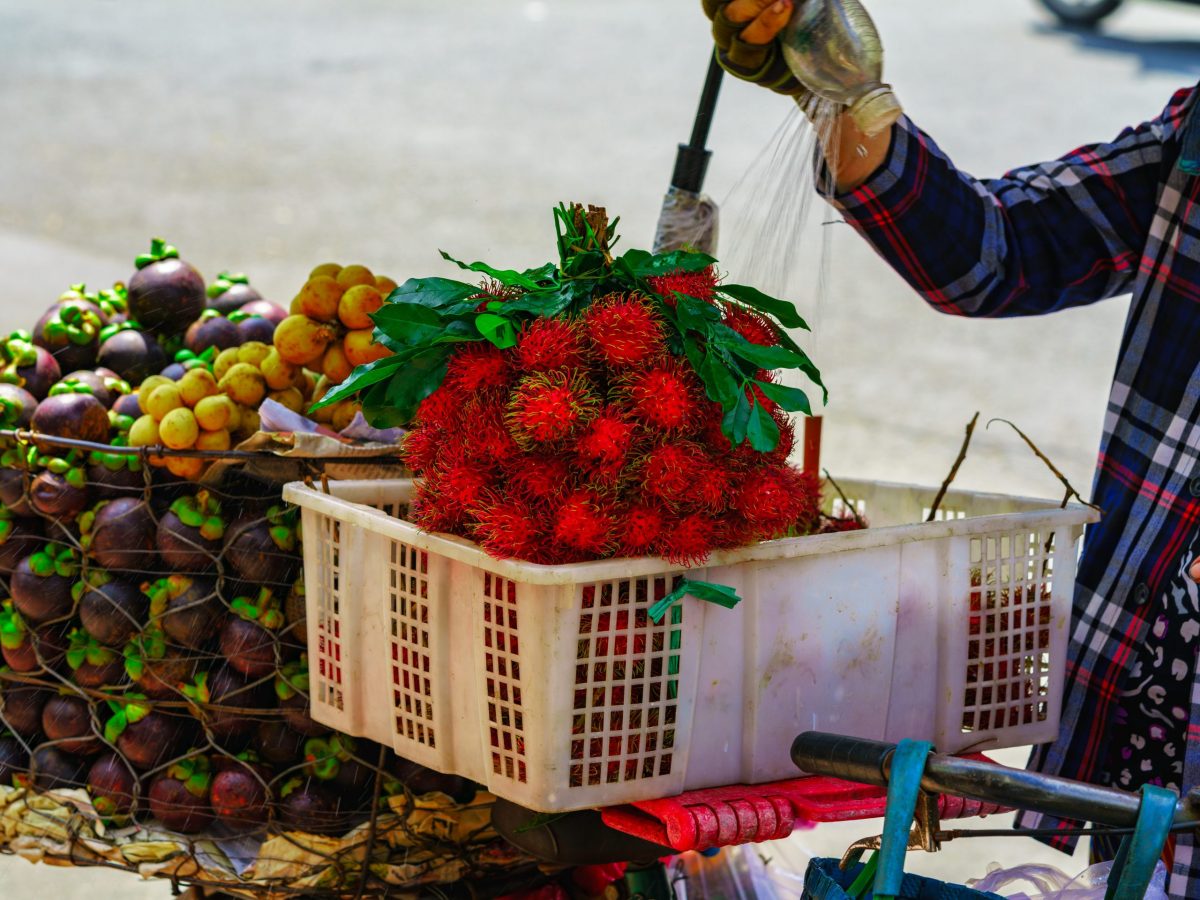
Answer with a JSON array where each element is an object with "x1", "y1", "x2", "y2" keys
[{"x1": 969, "y1": 860, "x2": 1169, "y2": 900}]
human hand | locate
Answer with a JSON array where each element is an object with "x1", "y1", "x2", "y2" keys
[{"x1": 701, "y1": 0, "x2": 809, "y2": 97}]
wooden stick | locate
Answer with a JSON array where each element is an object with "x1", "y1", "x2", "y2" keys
[
  {"x1": 926, "y1": 412, "x2": 980, "y2": 522},
  {"x1": 987, "y1": 418, "x2": 1100, "y2": 511},
  {"x1": 823, "y1": 468, "x2": 866, "y2": 528}
]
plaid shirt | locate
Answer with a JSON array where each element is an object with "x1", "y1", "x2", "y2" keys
[{"x1": 822, "y1": 85, "x2": 1200, "y2": 897}]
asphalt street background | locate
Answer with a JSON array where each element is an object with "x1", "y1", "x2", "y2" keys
[{"x1": 1, "y1": 0, "x2": 1199, "y2": 894}]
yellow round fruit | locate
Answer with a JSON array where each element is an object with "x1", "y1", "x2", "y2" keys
[
  {"x1": 335, "y1": 264, "x2": 375, "y2": 289},
  {"x1": 321, "y1": 341, "x2": 353, "y2": 384},
  {"x1": 179, "y1": 368, "x2": 219, "y2": 407},
  {"x1": 296, "y1": 276, "x2": 344, "y2": 322},
  {"x1": 214, "y1": 347, "x2": 241, "y2": 380},
  {"x1": 145, "y1": 383, "x2": 184, "y2": 422},
  {"x1": 217, "y1": 362, "x2": 267, "y2": 408},
  {"x1": 337, "y1": 284, "x2": 383, "y2": 330},
  {"x1": 237, "y1": 341, "x2": 271, "y2": 368},
  {"x1": 128, "y1": 414, "x2": 160, "y2": 447},
  {"x1": 309, "y1": 262, "x2": 342, "y2": 279},
  {"x1": 260, "y1": 348, "x2": 300, "y2": 391},
  {"x1": 268, "y1": 387, "x2": 304, "y2": 414},
  {"x1": 289, "y1": 294, "x2": 304, "y2": 315},
  {"x1": 137, "y1": 376, "x2": 172, "y2": 413},
  {"x1": 375, "y1": 275, "x2": 398, "y2": 295},
  {"x1": 274, "y1": 315, "x2": 337, "y2": 366},
  {"x1": 237, "y1": 407, "x2": 261, "y2": 437},
  {"x1": 330, "y1": 401, "x2": 360, "y2": 431},
  {"x1": 299, "y1": 370, "x2": 317, "y2": 399},
  {"x1": 343, "y1": 329, "x2": 391, "y2": 367},
  {"x1": 159, "y1": 407, "x2": 199, "y2": 451},
  {"x1": 195, "y1": 428, "x2": 232, "y2": 452},
  {"x1": 165, "y1": 455, "x2": 206, "y2": 480},
  {"x1": 193, "y1": 395, "x2": 232, "y2": 432}
]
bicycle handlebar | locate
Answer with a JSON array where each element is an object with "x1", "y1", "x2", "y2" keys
[{"x1": 792, "y1": 732, "x2": 1199, "y2": 830}]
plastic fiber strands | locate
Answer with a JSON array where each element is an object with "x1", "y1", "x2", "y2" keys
[
  {"x1": 285, "y1": 476, "x2": 1098, "y2": 814},
  {"x1": 0, "y1": 446, "x2": 537, "y2": 898}
]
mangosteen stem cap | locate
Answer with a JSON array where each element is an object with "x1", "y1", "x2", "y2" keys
[{"x1": 135, "y1": 238, "x2": 180, "y2": 270}]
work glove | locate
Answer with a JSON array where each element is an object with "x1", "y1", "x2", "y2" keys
[{"x1": 700, "y1": 0, "x2": 811, "y2": 98}]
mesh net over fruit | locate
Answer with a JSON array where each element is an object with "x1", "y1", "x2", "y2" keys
[{"x1": 0, "y1": 438, "x2": 545, "y2": 898}]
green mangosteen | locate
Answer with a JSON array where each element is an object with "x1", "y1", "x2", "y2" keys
[
  {"x1": 78, "y1": 575, "x2": 148, "y2": 647},
  {"x1": 1, "y1": 332, "x2": 62, "y2": 401},
  {"x1": 223, "y1": 505, "x2": 301, "y2": 587},
  {"x1": 207, "y1": 271, "x2": 263, "y2": 315},
  {"x1": 96, "y1": 323, "x2": 168, "y2": 384},
  {"x1": 145, "y1": 574, "x2": 224, "y2": 649},
  {"x1": 80, "y1": 497, "x2": 157, "y2": 572},
  {"x1": 41, "y1": 693, "x2": 102, "y2": 756},
  {"x1": 30, "y1": 744, "x2": 88, "y2": 790},
  {"x1": 87, "y1": 752, "x2": 138, "y2": 819},
  {"x1": 126, "y1": 239, "x2": 207, "y2": 336},
  {"x1": 11, "y1": 544, "x2": 80, "y2": 623},
  {"x1": 157, "y1": 491, "x2": 225, "y2": 571},
  {"x1": 148, "y1": 756, "x2": 214, "y2": 832}
]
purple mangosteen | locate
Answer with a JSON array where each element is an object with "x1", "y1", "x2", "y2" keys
[{"x1": 126, "y1": 239, "x2": 207, "y2": 337}]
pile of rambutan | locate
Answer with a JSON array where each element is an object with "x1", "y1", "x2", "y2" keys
[{"x1": 318, "y1": 204, "x2": 861, "y2": 566}]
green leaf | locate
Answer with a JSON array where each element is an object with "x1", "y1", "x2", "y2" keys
[
  {"x1": 475, "y1": 314, "x2": 518, "y2": 349},
  {"x1": 699, "y1": 352, "x2": 741, "y2": 411},
  {"x1": 439, "y1": 250, "x2": 545, "y2": 290},
  {"x1": 648, "y1": 578, "x2": 743, "y2": 623},
  {"x1": 360, "y1": 349, "x2": 449, "y2": 428},
  {"x1": 386, "y1": 276, "x2": 479, "y2": 312},
  {"x1": 722, "y1": 392, "x2": 752, "y2": 446},
  {"x1": 618, "y1": 248, "x2": 716, "y2": 278},
  {"x1": 498, "y1": 282, "x2": 578, "y2": 318},
  {"x1": 309, "y1": 352, "x2": 412, "y2": 411},
  {"x1": 673, "y1": 293, "x2": 721, "y2": 334},
  {"x1": 754, "y1": 380, "x2": 813, "y2": 415},
  {"x1": 718, "y1": 283, "x2": 810, "y2": 331},
  {"x1": 746, "y1": 398, "x2": 781, "y2": 453}
]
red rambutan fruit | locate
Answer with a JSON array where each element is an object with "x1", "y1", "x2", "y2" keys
[
  {"x1": 515, "y1": 317, "x2": 588, "y2": 373},
  {"x1": 660, "y1": 512, "x2": 717, "y2": 567},
  {"x1": 446, "y1": 342, "x2": 513, "y2": 394},
  {"x1": 730, "y1": 466, "x2": 821, "y2": 539},
  {"x1": 462, "y1": 402, "x2": 521, "y2": 466},
  {"x1": 471, "y1": 492, "x2": 548, "y2": 561},
  {"x1": 415, "y1": 383, "x2": 467, "y2": 432},
  {"x1": 582, "y1": 295, "x2": 667, "y2": 369},
  {"x1": 577, "y1": 407, "x2": 636, "y2": 471},
  {"x1": 622, "y1": 360, "x2": 702, "y2": 433},
  {"x1": 817, "y1": 514, "x2": 867, "y2": 534},
  {"x1": 507, "y1": 453, "x2": 572, "y2": 502},
  {"x1": 618, "y1": 502, "x2": 667, "y2": 557},
  {"x1": 411, "y1": 478, "x2": 465, "y2": 534},
  {"x1": 507, "y1": 371, "x2": 598, "y2": 445},
  {"x1": 646, "y1": 267, "x2": 718, "y2": 306},
  {"x1": 638, "y1": 441, "x2": 707, "y2": 505},
  {"x1": 401, "y1": 425, "x2": 442, "y2": 474},
  {"x1": 552, "y1": 490, "x2": 616, "y2": 556},
  {"x1": 721, "y1": 304, "x2": 779, "y2": 347},
  {"x1": 438, "y1": 462, "x2": 493, "y2": 520}
]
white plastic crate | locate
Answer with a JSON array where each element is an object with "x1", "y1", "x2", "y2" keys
[{"x1": 282, "y1": 478, "x2": 1097, "y2": 813}]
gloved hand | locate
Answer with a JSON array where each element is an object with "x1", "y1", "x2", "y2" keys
[{"x1": 700, "y1": 0, "x2": 810, "y2": 98}]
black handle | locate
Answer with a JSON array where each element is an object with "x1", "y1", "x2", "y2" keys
[
  {"x1": 669, "y1": 53, "x2": 725, "y2": 193},
  {"x1": 791, "y1": 731, "x2": 896, "y2": 785}
]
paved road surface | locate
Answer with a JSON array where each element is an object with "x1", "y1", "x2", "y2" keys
[{"x1": 1, "y1": 0, "x2": 1198, "y2": 895}]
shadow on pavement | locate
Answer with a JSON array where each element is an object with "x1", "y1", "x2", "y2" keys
[{"x1": 1031, "y1": 21, "x2": 1200, "y2": 74}]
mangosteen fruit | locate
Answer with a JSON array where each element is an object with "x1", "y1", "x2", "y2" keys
[
  {"x1": 255, "y1": 720, "x2": 306, "y2": 766},
  {"x1": 275, "y1": 657, "x2": 326, "y2": 737},
  {"x1": 34, "y1": 298, "x2": 104, "y2": 372},
  {"x1": 1, "y1": 599, "x2": 69, "y2": 672},
  {"x1": 224, "y1": 506, "x2": 300, "y2": 587},
  {"x1": 31, "y1": 744, "x2": 88, "y2": 790},
  {"x1": 0, "y1": 734, "x2": 29, "y2": 787},
  {"x1": 0, "y1": 511, "x2": 43, "y2": 573},
  {"x1": 86, "y1": 447, "x2": 145, "y2": 500},
  {"x1": 0, "y1": 682, "x2": 49, "y2": 738},
  {"x1": 29, "y1": 469, "x2": 89, "y2": 521},
  {"x1": 210, "y1": 762, "x2": 270, "y2": 831},
  {"x1": 233, "y1": 314, "x2": 276, "y2": 345},
  {"x1": 145, "y1": 574, "x2": 223, "y2": 649},
  {"x1": 55, "y1": 370, "x2": 123, "y2": 408},
  {"x1": 239, "y1": 300, "x2": 287, "y2": 326},
  {"x1": 283, "y1": 577, "x2": 306, "y2": 648},
  {"x1": 31, "y1": 387, "x2": 109, "y2": 450},
  {"x1": 11, "y1": 545, "x2": 79, "y2": 623},
  {"x1": 125, "y1": 627, "x2": 198, "y2": 700},
  {"x1": 80, "y1": 497, "x2": 157, "y2": 572},
  {"x1": 114, "y1": 709, "x2": 194, "y2": 772},
  {"x1": 184, "y1": 311, "x2": 240, "y2": 355},
  {"x1": 97, "y1": 327, "x2": 168, "y2": 384},
  {"x1": 88, "y1": 752, "x2": 138, "y2": 819},
  {"x1": 41, "y1": 693, "x2": 101, "y2": 755},
  {"x1": 304, "y1": 734, "x2": 375, "y2": 801},
  {"x1": 207, "y1": 272, "x2": 263, "y2": 315},
  {"x1": 390, "y1": 758, "x2": 473, "y2": 802},
  {"x1": 157, "y1": 492, "x2": 225, "y2": 571},
  {"x1": 148, "y1": 758, "x2": 214, "y2": 832},
  {"x1": 277, "y1": 779, "x2": 350, "y2": 835},
  {"x1": 0, "y1": 383, "x2": 38, "y2": 430},
  {"x1": 66, "y1": 628, "x2": 128, "y2": 689},
  {"x1": 0, "y1": 469, "x2": 32, "y2": 516},
  {"x1": 94, "y1": 284, "x2": 129, "y2": 324},
  {"x1": 112, "y1": 391, "x2": 142, "y2": 419},
  {"x1": 220, "y1": 590, "x2": 286, "y2": 680},
  {"x1": 79, "y1": 578, "x2": 149, "y2": 647},
  {"x1": 192, "y1": 666, "x2": 273, "y2": 744},
  {"x1": 1, "y1": 336, "x2": 61, "y2": 402},
  {"x1": 126, "y1": 239, "x2": 207, "y2": 336}
]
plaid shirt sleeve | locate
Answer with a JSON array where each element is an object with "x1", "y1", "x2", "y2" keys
[{"x1": 820, "y1": 111, "x2": 1168, "y2": 317}]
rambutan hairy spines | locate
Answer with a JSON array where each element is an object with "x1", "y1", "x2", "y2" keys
[
  {"x1": 730, "y1": 466, "x2": 822, "y2": 539},
  {"x1": 411, "y1": 478, "x2": 465, "y2": 534},
  {"x1": 646, "y1": 266, "x2": 719, "y2": 307},
  {"x1": 507, "y1": 371, "x2": 599, "y2": 446},
  {"x1": 446, "y1": 342, "x2": 513, "y2": 394},
  {"x1": 401, "y1": 425, "x2": 441, "y2": 474},
  {"x1": 438, "y1": 461, "x2": 493, "y2": 520},
  {"x1": 415, "y1": 383, "x2": 467, "y2": 432},
  {"x1": 638, "y1": 441, "x2": 707, "y2": 506},
  {"x1": 660, "y1": 512, "x2": 716, "y2": 567},
  {"x1": 721, "y1": 303, "x2": 779, "y2": 347},
  {"x1": 622, "y1": 359, "x2": 702, "y2": 433},
  {"x1": 582, "y1": 294, "x2": 667, "y2": 369},
  {"x1": 506, "y1": 453, "x2": 572, "y2": 502},
  {"x1": 471, "y1": 492, "x2": 548, "y2": 561},
  {"x1": 576, "y1": 407, "x2": 636, "y2": 470},
  {"x1": 552, "y1": 489, "x2": 616, "y2": 556},
  {"x1": 462, "y1": 403, "x2": 521, "y2": 467},
  {"x1": 515, "y1": 317, "x2": 588, "y2": 374},
  {"x1": 618, "y1": 502, "x2": 666, "y2": 557}
]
